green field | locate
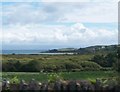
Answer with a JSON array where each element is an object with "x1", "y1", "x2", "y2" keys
[{"x1": 2, "y1": 71, "x2": 117, "y2": 82}]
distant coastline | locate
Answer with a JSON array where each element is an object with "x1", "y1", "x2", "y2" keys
[
  {"x1": 1, "y1": 50, "x2": 43, "y2": 55},
  {"x1": 1, "y1": 44, "x2": 117, "y2": 55},
  {"x1": 1, "y1": 50, "x2": 74, "y2": 55}
]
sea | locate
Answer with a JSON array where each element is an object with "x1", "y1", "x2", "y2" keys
[
  {"x1": 1, "y1": 50, "x2": 45, "y2": 55},
  {"x1": 1, "y1": 50, "x2": 74, "y2": 55}
]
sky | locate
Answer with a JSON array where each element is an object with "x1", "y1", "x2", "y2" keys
[{"x1": 1, "y1": 0, "x2": 119, "y2": 50}]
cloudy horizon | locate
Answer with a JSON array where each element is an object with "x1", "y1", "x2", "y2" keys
[{"x1": 1, "y1": 1, "x2": 118, "y2": 50}]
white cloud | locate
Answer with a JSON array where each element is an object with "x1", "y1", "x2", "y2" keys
[
  {"x1": 2, "y1": 0, "x2": 119, "y2": 2},
  {"x1": 2, "y1": 2, "x2": 118, "y2": 24},
  {"x1": 41, "y1": 0, "x2": 119, "y2": 3},
  {"x1": 2, "y1": 23, "x2": 118, "y2": 48},
  {"x1": 2, "y1": 2, "x2": 118, "y2": 49},
  {"x1": 56, "y1": 2, "x2": 118, "y2": 23}
]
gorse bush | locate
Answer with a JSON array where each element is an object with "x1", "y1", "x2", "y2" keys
[
  {"x1": 80, "y1": 61, "x2": 101, "y2": 70},
  {"x1": 2, "y1": 59, "x2": 102, "y2": 72}
]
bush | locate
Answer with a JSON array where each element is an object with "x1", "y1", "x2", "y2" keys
[
  {"x1": 79, "y1": 61, "x2": 101, "y2": 71},
  {"x1": 2, "y1": 60, "x2": 102, "y2": 72},
  {"x1": 91, "y1": 52, "x2": 117, "y2": 67}
]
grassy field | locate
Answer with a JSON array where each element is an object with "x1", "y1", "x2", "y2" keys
[
  {"x1": 2, "y1": 54, "x2": 93, "y2": 62},
  {"x1": 2, "y1": 71, "x2": 117, "y2": 82}
]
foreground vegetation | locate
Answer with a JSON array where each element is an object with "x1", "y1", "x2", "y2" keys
[
  {"x1": 2, "y1": 71, "x2": 117, "y2": 82},
  {"x1": 2, "y1": 73, "x2": 119, "y2": 91},
  {"x1": 2, "y1": 51, "x2": 117, "y2": 72}
]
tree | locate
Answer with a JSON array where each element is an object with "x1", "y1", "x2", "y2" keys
[{"x1": 91, "y1": 54, "x2": 106, "y2": 67}]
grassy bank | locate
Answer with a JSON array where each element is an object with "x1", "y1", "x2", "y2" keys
[{"x1": 2, "y1": 71, "x2": 117, "y2": 82}]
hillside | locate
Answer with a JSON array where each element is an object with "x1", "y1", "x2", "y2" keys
[{"x1": 42, "y1": 45, "x2": 117, "y2": 54}]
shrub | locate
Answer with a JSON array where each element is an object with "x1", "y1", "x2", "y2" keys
[
  {"x1": 79, "y1": 61, "x2": 101, "y2": 71},
  {"x1": 10, "y1": 76, "x2": 20, "y2": 84}
]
